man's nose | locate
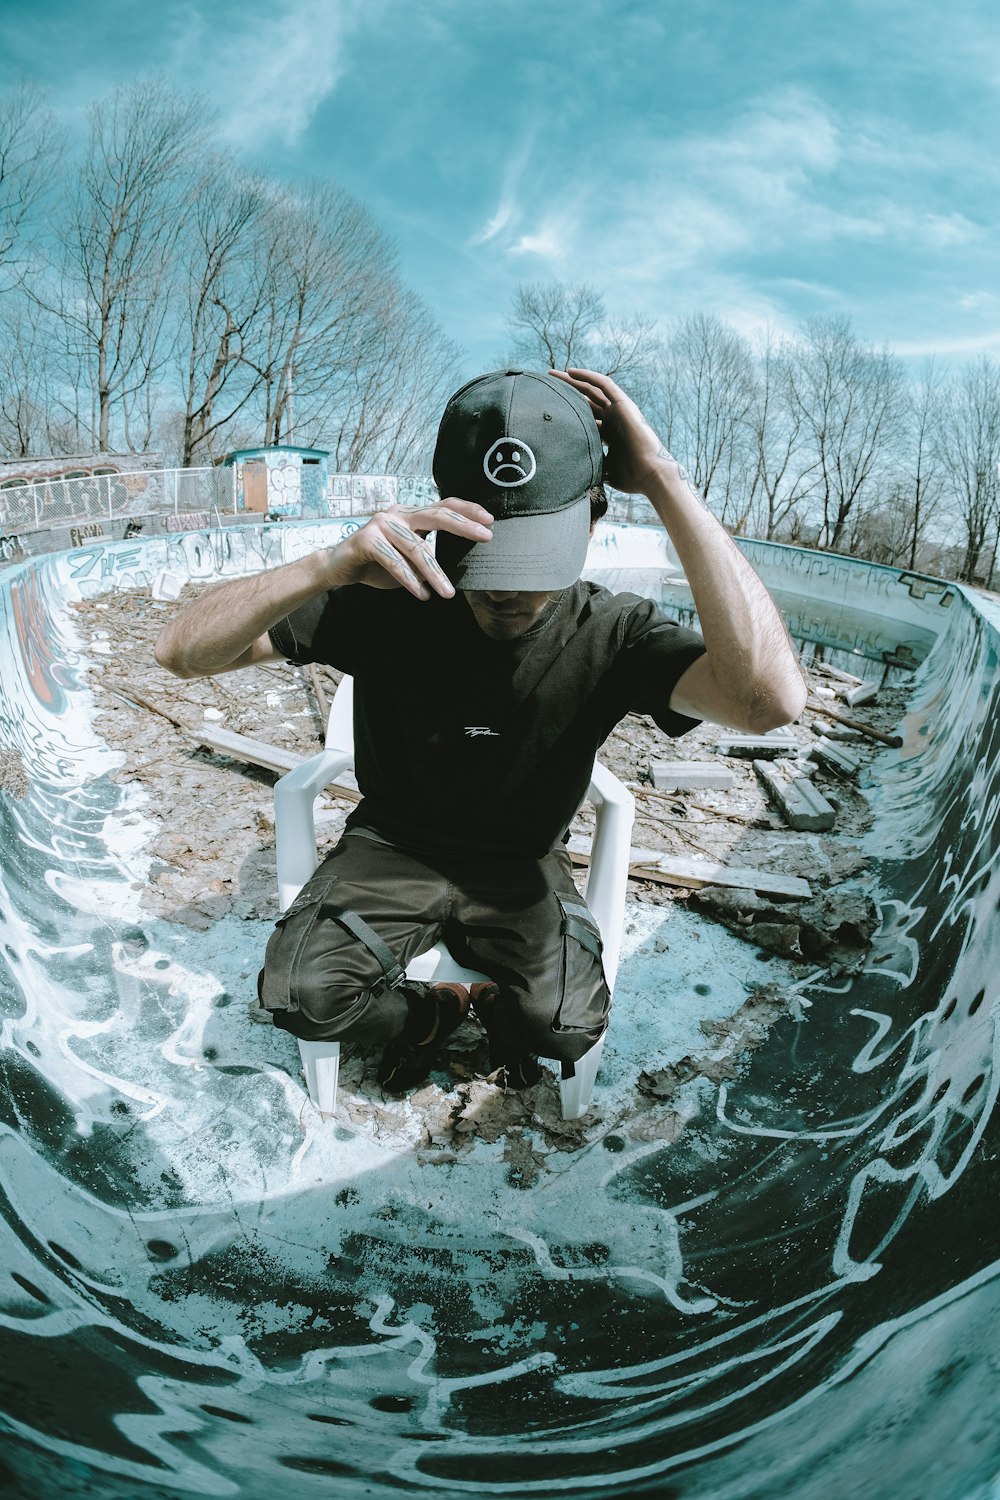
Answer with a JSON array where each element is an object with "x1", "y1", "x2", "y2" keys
[{"x1": 483, "y1": 591, "x2": 517, "y2": 603}]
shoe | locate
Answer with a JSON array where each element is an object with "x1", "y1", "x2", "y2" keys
[
  {"x1": 376, "y1": 983, "x2": 470, "y2": 1093},
  {"x1": 470, "y1": 983, "x2": 543, "y2": 1090}
]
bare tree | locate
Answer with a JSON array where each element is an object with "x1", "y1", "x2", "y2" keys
[
  {"x1": 787, "y1": 316, "x2": 905, "y2": 552},
  {"x1": 241, "y1": 181, "x2": 460, "y2": 470},
  {"x1": 246, "y1": 181, "x2": 390, "y2": 448},
  {"x1": 656, "y1": 312, "x2": 755, "y2": 520},
  {"x1": 742, "y1": 328, "x2": 819, "y2": 540},
  {"x1": 320, "y1": 283, "x2": 461, "y2": 473},
  {"x1": 0, "y1": 82, "x2": 59, "y2": 289},
  {"x1": 173, "y1": 160, "x2": 271, "y2": 466},
  {"x1": 902, "y1": 359, "x2": 947, "y2": 570},
  {"x1": 41, "y1": 78, "x2": 208, "y2": 452},
  {"x1": 937, "y1": 357, "x2": 1000, "y2": 583},
  {"x1": 505, "y1": 281, "x2": 657, "y2": 391}
]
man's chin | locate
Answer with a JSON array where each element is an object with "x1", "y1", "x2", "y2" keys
[{"x1": 473, "y1": 611, "x2": 531, "y2": 640}]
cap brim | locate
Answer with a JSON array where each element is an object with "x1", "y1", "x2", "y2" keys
[{"x1": 436, "y1": 498, "x2": 590, "y2": 591}]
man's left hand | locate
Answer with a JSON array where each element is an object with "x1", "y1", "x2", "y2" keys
[{"x1": 550, "y1": 367, "x2": 671, "y2": 496}]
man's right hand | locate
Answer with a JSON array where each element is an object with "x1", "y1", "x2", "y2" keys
[
  {"x1": 334, "y1": 500, "x2": 493, "y2": 599},
  {"x1": 155, "y1": 498, "x2": 493, "y2": 679}
]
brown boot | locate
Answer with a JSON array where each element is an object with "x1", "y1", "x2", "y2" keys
[
  {"x1": 376, "y1": 983, "x2": 470, "y2": 1093},
  {"x1": 470, "y1": 983, "x2": 543, "y2": 1089}
]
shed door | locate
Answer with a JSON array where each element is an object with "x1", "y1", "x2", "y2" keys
[{"x1": 243, "y1": 460, "x2": 268, "y2": 512}]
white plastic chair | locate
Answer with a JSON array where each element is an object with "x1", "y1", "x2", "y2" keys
[{"x1": 274, "y1": 675, "x2": 635, "y2": 1119}]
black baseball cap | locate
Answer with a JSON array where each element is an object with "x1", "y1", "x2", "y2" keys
[{"x1": 432, "y1": 368, "x2": 603, "y2": 591}]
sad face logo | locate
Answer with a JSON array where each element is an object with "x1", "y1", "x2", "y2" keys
[{"x1": 483, "y1": 438, "x2": 537, "y2": 487}]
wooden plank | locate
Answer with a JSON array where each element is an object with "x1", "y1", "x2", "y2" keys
[
  {"x1": 566, "y1": 836, "x2": 811, "y2": 898},
  {"x1": 808, "y1": 700, "x2": 900, "y2": 746},
  {"x1": 195, "y1": 725, "x2": 303, "y2": 773},
  {"x1": 631, "y1": 854, "x2": 811, "y2": 899},
  {"x1": 192, "y1": 725, "x2": 362, "y2": 800}
]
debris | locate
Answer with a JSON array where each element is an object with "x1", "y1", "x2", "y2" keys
[
  {"x1": 808, "y1": 700, "x2": 900, "y2": 746},
  {"x1": 714, "y1": 729, "x2": 800, "y2": 759},
  {"x1": 195, "y1": 726, "x2": 305, "y2": 775},
  {"x1": 807, "y1": 737, "x2": 862, "y2": 777},
  {"x1": 754, "y1": 758, "x2": 836, "y2": 832},
  {"x1": 568, "y1": 839, "x2": 812, "y2": 898},
  {"x1": 648, "y1": 760, "x2": 734, "y2": 791},
  {"x1": 636, "y1": 984, "x2": 800, "y2": 1099},
  {"x1": 151, "y1": 570, "x2": 187, "y2": 602},
  {"x1": 844, "y1": 680, "x2": 879, "y2": 709},
  {"x1": 0, "y1": 746, "x2": 29, "y2": 799},
  {"x1": 689, "y1": 882, "x2": 878, "y2": 963}
]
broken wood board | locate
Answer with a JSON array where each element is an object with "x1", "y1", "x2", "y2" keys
[
  {"x1": 190, "y1": 725, "x2": 361, "y2": 800},
  {"x1": 567, "y1": 837, "x2": 811, "y2": 898}
]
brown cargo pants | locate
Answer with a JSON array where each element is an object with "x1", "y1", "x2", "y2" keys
[{"x1": 257, "y1": 829, "x2": 610, "y2": 1064}]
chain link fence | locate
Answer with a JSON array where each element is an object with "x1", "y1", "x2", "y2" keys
[{"x1": 0, "y1": 467, "x2": 236, "y2": 532}]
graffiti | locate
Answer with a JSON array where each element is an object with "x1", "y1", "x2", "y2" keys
[
  {"x1": 266, "y1": 457, "x2": 301, "y2": 514},
  {"x1": 164, "y1": 511, "x2": 211, "y2": 533},
  {"x1": 0, "y1": 525, "x2": 997, "y2": 1498},
  {"x1": 68, "y1": 522, "x2": 106, "y2": 548},
  {"x1": 8, "y1": 569, "x2": 77, "y2": 713}
]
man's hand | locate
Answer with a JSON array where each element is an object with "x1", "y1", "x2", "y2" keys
[
  {"x1": 550, "y1": 367, "x2": 672, "y2": 496},
  {"x1": 155, "y1": 498, "x2": 493, "y2": 679},
  {"x1": 554, "y1": 367, "x2": 806, "y2": 734},
  {"x1": 337, "y1": 499, "x2": 493, "y2": 599}
]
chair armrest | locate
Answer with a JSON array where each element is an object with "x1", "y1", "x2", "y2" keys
[
  {"x1": 275, "y1": 748, "x2": 355, "y2": 910},
  {"x1": 584, "y1": 761, "x2": 635, "y2": 991}
]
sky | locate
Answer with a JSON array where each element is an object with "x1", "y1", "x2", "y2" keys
[{"x1": 1, "y1": 0, "x2": 999, "y2": 379}]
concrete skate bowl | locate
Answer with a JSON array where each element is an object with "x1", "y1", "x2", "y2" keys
[{"x1": 0, "y1": 520, "x2": 997, "y2": 1500}]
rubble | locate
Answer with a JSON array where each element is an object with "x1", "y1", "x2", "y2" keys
[{"x1": 54, "y1": 579, "x2": 912, "y2": 1161}]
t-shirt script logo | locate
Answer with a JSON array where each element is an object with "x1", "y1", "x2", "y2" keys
[{"x1": 465, "y1": 725, "x2": 500, "y2": 737}]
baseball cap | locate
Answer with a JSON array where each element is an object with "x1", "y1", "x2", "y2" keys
[{"x1": 432, "y1": 368, "x2": 603, "y2": 591}]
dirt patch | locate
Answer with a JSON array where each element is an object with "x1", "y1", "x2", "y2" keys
[{"x1": 0, "y1": 746, "x2": 29, "y2": 799}]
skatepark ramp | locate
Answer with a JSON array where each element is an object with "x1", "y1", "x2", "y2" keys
[{"x1": 0, "y1": 521, "x2": 997, "y2": 1499}]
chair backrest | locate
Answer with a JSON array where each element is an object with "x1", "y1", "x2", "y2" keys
[{"x1": 325, "y1": 674, "x2": 354, "y2": 751}]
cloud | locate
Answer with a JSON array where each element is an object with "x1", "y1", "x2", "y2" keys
[
  {"x1": 958, "y1": 291, "x2": 1000, "y2": 312},
  {"x1": 468, "y1": 133, "x2": 535, "y2": 248},
  {"x1": 173, "y1": 0, "x2": 367, "y2": 151},
  {"x1": 891, "y1": 329, "x2": 1000, "y2": 358}
]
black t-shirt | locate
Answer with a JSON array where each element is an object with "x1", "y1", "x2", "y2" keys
[{"x1": 270, "y1": 581, "x2": 706, "y2": 859}]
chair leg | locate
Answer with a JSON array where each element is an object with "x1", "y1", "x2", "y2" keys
[
  {"x1": 298, "y1": 1038, "x2": 341, "y2": 1114},
  {"x1": 558, "y1": 1033, "x2": 606, "y2": 1120}
]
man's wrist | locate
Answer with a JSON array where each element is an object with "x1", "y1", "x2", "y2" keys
[
  {"x1": 313, "y1": 541, "x2": 356, "y2": 590},
  {"x1": 641, "y1": 452, "x2": 703, "y2": 507}
]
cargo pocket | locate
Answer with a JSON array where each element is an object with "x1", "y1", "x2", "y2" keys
[
  {"x1": 258, "y1": 870, "x2": 340, "y2": 1014},
  {"x1": 551, "y1": 893, "x2": 609, "y2": 1034}
]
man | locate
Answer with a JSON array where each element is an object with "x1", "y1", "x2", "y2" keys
[{"x1": 155, "y1": 368, "x2": 805, "y2": 1094}]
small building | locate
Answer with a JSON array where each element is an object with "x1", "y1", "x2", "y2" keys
[{"x1": 223, "y1": 446, "x2": 329, "y2": 518}]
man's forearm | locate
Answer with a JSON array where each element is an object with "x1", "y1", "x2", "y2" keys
[
  {"x1": 645, "y1": 458, "x2": 806, "y2": 729},
  {"x1": 155, "y1": 549, "x2": 345, "y2": 678}
]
